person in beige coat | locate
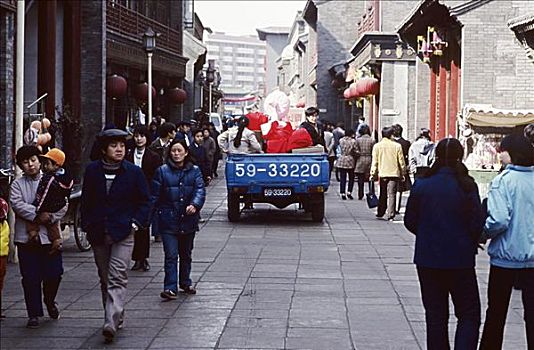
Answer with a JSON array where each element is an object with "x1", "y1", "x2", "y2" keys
[
  {"x1": 336, "y1": 129, "x2": 358, "y2": 200},
  {"x1": 354, "y1": 125, "x2": 376, "y2": 200},
  {"x1": 218, "y1": 117, "x2": 262, "y2": 155},
  {"x1": 370, "y1": 126, "x2": 406, "y2": 220}
]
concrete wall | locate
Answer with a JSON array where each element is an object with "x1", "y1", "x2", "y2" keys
[
  {"x1": 316, "y1": 0, "x2": 365, "y2": 123},
  {"x1": 264, "y1": 34, "x2": 289, "y2": 94},
  {"x1": 459, "y1": 0, "x2": 534, "y2": 108}
]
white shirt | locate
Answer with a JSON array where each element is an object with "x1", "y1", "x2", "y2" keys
[{"x1": 133, "y1": 148, "x2": 145, "y2": 167}]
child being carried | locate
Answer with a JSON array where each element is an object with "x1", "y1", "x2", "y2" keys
[{"x1": 27, "y1": 148, "x2": 73, "y2": 254}]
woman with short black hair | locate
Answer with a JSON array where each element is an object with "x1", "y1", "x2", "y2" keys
[
  {"x1": 150, "y1": 139, "x2": 206, "y2": 300},
  {"x1": 10, "y1": 145, "x2": 68, "y2": 328}
]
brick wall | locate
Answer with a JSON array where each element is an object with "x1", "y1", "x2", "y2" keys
[
  {"x1": 380, "y1": 1, "x2": 420, "y2": 32},
  {"x1": 0, "y1": 11, "x2": 14, "y2": 169},
  {"x1": 415, "y1": 59, "x2": 431, "y2": 137},
  {"x1": 459, "y1": 0, "x2": 534, "y2": 109},
  {"x1": 316, "y1": 0, "x2": 365, "y2": 123},
  {"x1": 80, "y1": 1, "x2": 106, "y2": 171}
]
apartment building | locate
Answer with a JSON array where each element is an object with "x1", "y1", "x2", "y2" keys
[{"x1": 205, "y1": 32, "x2": 266, "y2": 94}]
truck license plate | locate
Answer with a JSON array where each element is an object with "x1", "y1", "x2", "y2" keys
[{"x1": 264, "y1": 188, "x2": 292, "y2": 197}]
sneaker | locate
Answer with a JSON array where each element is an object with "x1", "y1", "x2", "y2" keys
[
  {"x1": 347, "y1": 193, "x2": 354, "y2": 200},
  {"x1": 160, "y1": 290, "x2": 177, "y2": 300},
  {"x1": 103, "y1": 327, "x2": 115, "y2": 344},
  {"x1": 131, "y1": 261, "x2": 143, "y2": 271},
  {"x1": 46, "y1": 302, "x2": 60, "y2": 320},
  {"x1": 26, "y1": 317, "x2": 39, "y2": 329},
  {"x1": 341, "y1": 194, "x2": 347, "y2": 200},
  {"x1": 180, "y1": 285, "x2": 197, "y2": 295}
]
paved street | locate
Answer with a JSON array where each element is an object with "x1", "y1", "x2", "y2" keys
[{"x1": 0, "y1": 174, "x2": 527, "y2": 349}]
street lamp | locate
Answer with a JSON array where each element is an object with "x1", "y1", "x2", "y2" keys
[
  {"x1": 143, "y1": 27, "x2": 156, "y2": 125},
  {"x1": 206, "y1": 59, "x2": 216, "y2": 115}
]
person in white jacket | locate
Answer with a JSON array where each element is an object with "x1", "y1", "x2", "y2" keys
[{"x1": 218, "y1": 116, "x2": 262, "y2": 155}]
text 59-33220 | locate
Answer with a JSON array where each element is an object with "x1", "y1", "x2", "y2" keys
[{"x1": 234, "y1": 163, "x2": 321, "y2": 178}]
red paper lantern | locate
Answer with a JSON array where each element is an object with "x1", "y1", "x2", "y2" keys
[
  {"x1": 355, "y1": 77, "x2": 380, "y2": 96},
  {"x1": 166, "y1": 87, "x2": 187, "y2": 105},
  {"x1": 106, "y1": 75, "x2": 128, "y2": 99},
  {"x1": 134, "y1": 82, "x2": 156, "y2": 102},
  {"x1": 343, "y1": 88, "x2": 352, "y2": 99},
  {"x1": 296, "y1": 100, "x2": 305, "y2": 108},
  {"x1": 349, "y1": 82, "x2": 359, "y2": 98}
]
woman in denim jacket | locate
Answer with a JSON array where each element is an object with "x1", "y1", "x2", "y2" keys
[
  {"x1": 480, "y1": 134, "x2": 534, "y2": 349},
  {"x1": 150, "y1": 139, "x2": 206, "y2": 300}
]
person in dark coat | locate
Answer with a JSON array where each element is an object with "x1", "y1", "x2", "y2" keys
[
  {"x1": 81, "y1": 129, "x2": 150, "y2": 344},
  {"x1": 175, "y1": 121, "x2": 193, "y2": 147},
  {"x1": 189, "y1": 129, "x2": 211, "y2": 183},
  {"x1": 148, "y1": 122, "x2": 177, "y2": 163},
  {"x1": 300, "y1": 107, "x2": 325, "y2": 147},
  {"x1": 125, "y1": 125, "x2": 162, "y2": 272},
  {"x1": 150, "y1": 139, "x2": 206, "y2": 300},
  {"x1": 393, "y1": 124, "x2": 412, "y2": 213},
  {"x1": 404, "y1": 138, "x2": 485, "y2": 350}
]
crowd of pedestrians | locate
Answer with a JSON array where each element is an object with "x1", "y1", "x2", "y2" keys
[{"x1": 0, "y1": 113, "x2": 532, "y2": 348}]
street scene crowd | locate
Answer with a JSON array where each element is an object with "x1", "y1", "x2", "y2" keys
[{"x1": 0, "y1": 110, "x2": 533, "y2": 349}]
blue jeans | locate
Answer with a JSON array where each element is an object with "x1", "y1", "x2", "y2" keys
[
  {"x1": 17, "y1": 243, "x2": 63, "y2": 318},
  {"x1": 417, "y1": 267, "x2": 480, "y2": 350},
  {"x1": 161, "y1": 232, "x2": 195, "y2": 292}
]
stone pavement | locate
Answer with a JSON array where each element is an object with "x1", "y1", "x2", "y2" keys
[{"x1": 0, "y1": 175, "x2": 528, "y2": 349}]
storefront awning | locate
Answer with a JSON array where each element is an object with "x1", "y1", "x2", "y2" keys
[{"x1": 463, "y1": 104, "x2": 534, "y2": 127}]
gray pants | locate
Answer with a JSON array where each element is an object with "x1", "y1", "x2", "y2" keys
[
  {"x1": 377, "y1": 177, "x2": 399, "y2": 218},
  {"x1": 92, "y1": 233, "x2": 134, "y2": 333}
]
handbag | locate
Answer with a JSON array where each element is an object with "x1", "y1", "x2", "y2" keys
[{"x1": 366, "y1": 181, "x2": 379, "y2": 209}]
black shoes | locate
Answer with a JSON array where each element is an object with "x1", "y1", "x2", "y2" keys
[
  {"x1": 103, "y1": 327, "x2": 115, "y2": 344},
  {"x1": 160, "y1": 290, "x2": 178, "y2": 300},
  {"x1": 154, "y1": 235, "x2": 162, "y2": 243},
  {"x1": 347, "y1": 193, "x2": 354, "y2": 200},
  {"x1": 26, "y1": 317, "x2": 39, "y2": 329},
  {"x1": 46, "y1": 302, "x2": 60, "y2": 320},
  {"x1": 341, "y1": 194, "x2": 347, "y2": 200},
  {"x1": 180, "y1": 285, "x2": 197, "y2": 295},
  {"x1": 142, "y1": 260, "x2": 150, "y2": 271},
  {"x1": 131, "y1": 261, "x2": 143, "y2": 271}
]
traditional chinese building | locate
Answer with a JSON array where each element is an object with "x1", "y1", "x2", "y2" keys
[{"x1": 397, "y1": 0, "x2": 534, "y2": 141}]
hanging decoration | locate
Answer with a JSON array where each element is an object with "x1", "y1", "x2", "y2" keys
[
  {"x1": 166, "y1": 87, "x2": 187, "y2": 105},
  {"x1": 106, "y1": 75, "x2": 128, "y2": 99},
  {"x1": 134, "y1": 82, "x2": 156, "y2": 102},
  {"x1": 417, "y1": 26, "x2": 448, "y2": 63}
]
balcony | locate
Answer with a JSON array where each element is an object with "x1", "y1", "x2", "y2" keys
[
  {"x1": 106, "y1": 0, "x2": 182, "y2": 57},
  {"x1": 0, "y1": 0, "x2": 16, "y2": 11}
]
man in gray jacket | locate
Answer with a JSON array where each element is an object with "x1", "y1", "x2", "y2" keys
[
  {"x1": 10, "y1": 146, "x2": 68, "y2": 328},
  {"x1": 408, "y1": 128, "x2": 435, "y2": 179}
]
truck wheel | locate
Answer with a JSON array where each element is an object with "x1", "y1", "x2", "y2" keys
[
  {"x1": 311, "y1": 194, "x2": 325, "y2": 222},
  {"x1": 227, "y1": 192, "x2": 241, "y2": 222}
]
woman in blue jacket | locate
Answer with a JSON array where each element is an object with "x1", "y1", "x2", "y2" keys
[
  {"x1": 404, "y1": 138, "x2": 485, "y2": 350},
  {"x1": 150, "y1": 139, "x2": 206, "y2": 300},
  {"x1": 480, "y1": 134, "x2": 534, "y2": 349}
]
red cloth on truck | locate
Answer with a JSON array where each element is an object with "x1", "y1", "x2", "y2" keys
[
  {"x1": 264, "y1": 121, "x2": 293, "y2": 153},
  {"x1": 245, "y1": 112, "x2": 269, "y2": 132},
  {"x1": 287, "y1": 128, "x2": 313, "y2": 151}
]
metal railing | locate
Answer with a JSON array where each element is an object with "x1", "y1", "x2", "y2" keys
[{"x1": 106, "y1": 0, "x2": 182, "y2": 56}]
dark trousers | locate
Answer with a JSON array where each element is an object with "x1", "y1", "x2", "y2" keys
[
  {"x1": 480, "y1": 266, "x2": 534, "y2": 350},
  {"x1": 417, "y1": 267, "x2": 481, "y2": 350},
  {"x1": 339, "y1": 168, "x2": 355, "y2": 194},
  {"x1": 355, "y1": 172, "x2": 369, "y2": 200},
  {"x1": 328, "y1": 156, "x2": 336, "y2": 180},
  {"x1": 17, "y1": 244, "x2": 63, "y2": 318},
  {"x1": 132, "y1": 227, "x2": 150, "y2": 261},
  {"x1": 377, "y1": 177, "x2": 399, "y2": 218},
  {"x1": 415, "y1": 167, "x2": 430, "y2": 180},
  {"x1": 212, "y1": 157, "x2": 220, "y2": 176},
  {"x1": 161, "y1": 232, "x2": 196, "y2": 292}
]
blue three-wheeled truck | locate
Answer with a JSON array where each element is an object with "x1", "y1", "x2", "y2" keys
[{"x1": 225, "y1": 153, "x2": 330, "y2": 222}]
